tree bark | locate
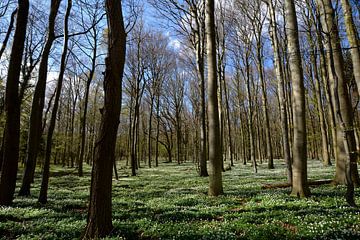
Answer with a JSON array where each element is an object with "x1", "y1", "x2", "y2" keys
[
  {"x1": 318, "y1": 0, "x2": 360, "y2": 187},
  {"x1": 82, "y1": 0, "x2": 126, "y2": 238},
  {"x1": 18, "y1": 0, "x2": 61, "y2": 197},
  {"x1": 285, "y1": 0, "x2": 310, "y2": 197},
  {"x1": 38, "y1": 0, "x2": 72, "y2": 204},
  {"x1": 0, "y1": 0, "x2": 29, "y2": 206},
  {"x1": 341, "y1": 0, "x2": 360, "y2": 95},
  {"x1": 267, "y1": 0, "x2": 292, "y2": 183},
  {"x1": 206, "y1": 0, "x2": 223, "y2": 196},
  {"x1": 79, "y1": 29, "x2": 98, "y2": 177}
]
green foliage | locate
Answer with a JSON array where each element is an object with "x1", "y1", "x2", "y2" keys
[{"x1": 1, "y1": 160, "x2": 359, "y2": 239}]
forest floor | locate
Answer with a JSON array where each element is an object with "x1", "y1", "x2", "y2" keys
[{"x1": 1, "y1": 159, "x2": 360, "y2": 239}]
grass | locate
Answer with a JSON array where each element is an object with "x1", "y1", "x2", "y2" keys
[{"x1": 1, "y1": 159, "x2": 360, "y2": 239}]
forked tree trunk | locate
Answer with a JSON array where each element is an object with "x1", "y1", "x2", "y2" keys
[
  {"x1": 284, "y1": 0, "x2": 310, "y2": 197},
  {"x1": 82, "y1": 0, "x2": 126, "y2": 238},
  {"x1": 0, "y1": 0, "x2": 29, "y2": 206},
  {"x1": 206, "y1": 0, "x2": 223, "y2": 196}
]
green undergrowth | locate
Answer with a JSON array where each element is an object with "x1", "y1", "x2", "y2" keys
[{"x1": 1, "y1": 159, "x2": 359, "y2": 239}]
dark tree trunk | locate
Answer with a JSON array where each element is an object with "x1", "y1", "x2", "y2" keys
[
  {"x1": 79, "y1": 32, "x2": 97, "y2": 177},
  {"x1": 19, "y1": 0, "x2": 61, "y2": 197},
  {"x1": 0, "y1": 8, "x2": 17, "y2": 60},
  {"x1": 38, "y1": 0, "x2": 72, "y2": 204},
  {"x1": 0, "y1": 0, "x2": 29, "y2": 206},
  {"x1": 82, "y1": 0, "x2": 126, "y2": 237}
]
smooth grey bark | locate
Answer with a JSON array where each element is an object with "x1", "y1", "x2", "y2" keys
[
  {"x1": 285, "y1": 0, "x2": 310, "y2": 197},
  {"x1": 206, "y1": 0, "x2": 223, "y2": 196}
]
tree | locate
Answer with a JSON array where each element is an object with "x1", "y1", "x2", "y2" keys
[
  {"x1": 206, "y1": 0, "x2": 223, "y2": 196},
  {"x1": 284, "y1": 0, "x2": 310, "y2": 197},
  {"x1": 0, "y1": 0, "x2": 29, "y2": 205},
  {"x1": 18, "y1": 0, "x2": 61, "y2": 197},
  {"x1": 38, "y1": 0, "x2": 72, "y2": 204},
  {"x1": 82, "y1": 0, "x2": 126, "y2": 237},
  {"x1": 266, "y1": 1, "x2": 292, "y2": 179},
  {"x1": 317, "y1": 0, "x2": 359, "y2": 205},
  {"x1": 341, "y1": 0, "x2": 360, "y2": 95}
]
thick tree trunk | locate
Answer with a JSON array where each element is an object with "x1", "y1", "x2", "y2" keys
[
  {"x1": 318, "y1": 0, "x2": 360, "y2": 187},
  {"x1": 206, "y1": 0, "x2": 223, "y2": 196},
  {"x1": 341, "y1": 0, "x2": 360, "y2": 95},
  {"x1": 0, "y1": 0, "x2": 29, "y2": 206},
  {"x1": 19, "y1": 0, "x2": 61, "y2": 197},
  {"x1": 38, "y1": 0, "x2": 72, "y2": 204},
  {"x1": 285, "y1": 0, "x2": 310, "y2": 197},
  {"x1": 82, "y1": 0, "x2": 126, "y2": 237}
]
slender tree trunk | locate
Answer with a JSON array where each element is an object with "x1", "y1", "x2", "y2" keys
[
  {"x1": 308, "y1": 33, "x2": 331, "y2": 166},
  {"x1": 155, "y1": 94, "x2": 160, "y2": 167},
  {"x1": 0, "y1": 0, "x2": 29, "y2": 206},
  {"x1": 82, "y1": 0, "x2": 126, "y2": 237},
  {"x1": 268, "y1": 0, "x2": 292, "y2": 183},
  {"x1": 79, "y1": 34, "x2": 97, "y2": 177},
  {"x1": 18, "y1": 0, "x2": 61, "y2": 197},
  {"x1": 148, "y1": 98, "x2": 154, "y2": 168},
  {"x1": 0, "y1": 8, "x2": 17, "y2": 60},
  {"x1": 206, "y1": 0, "x2": 223, "y2": 196},
  {"x1": 38, "y1": 0, "x2": 72, "y2": 204},
  {"x1": 285, "y1": 0, "x2": 310, "y2": 197},
  {"x1": 223, "y1": 70, "x2": 233, "y2": 167}
]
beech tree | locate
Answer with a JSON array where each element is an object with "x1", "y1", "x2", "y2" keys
[
  {"x1": 82, "y1": 0, "x2": 126, "y2": 237},
  {"x1": 206, "y1": 0, "x2": 223, "y2": 196},
  {"x1": 285, "y1": 0, "x2": 310, "y2": 197}
]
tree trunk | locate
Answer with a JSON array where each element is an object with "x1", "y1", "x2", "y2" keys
[
  {"x1": 206, "y1": 0, "x2": 223, "y2": 196},
  {"x1": 267, "y1": 0, "x2": 292, "y2": 183},
  {"x1": 307, "y1": 30, "x2": 331, "y2": 166},
  {"x1": 19, "y1": 0, "x2": 61, "y2": 197},
  {"x1": 318, "y1": 0, "x2": 360, "y2": 187},
  {"x1": 341, "y1": 0, "x2": 360, "y2": 95},
  {"x1": 82, "y1": 0, "x2": 126, "y2": 237},
  {"x1": 79, "y1": 32, "x2": 97, "y2": 177},
  {"x1": 285, "y1": 0, "x2": 310, "y2": 197},
  {"x1": 0, "y1": 0, "x2": 29, "y2": 206},
  {"x1": 148, "y1": 98, "x2": 154, "y2": 168},
  {"x1": 0, "y1": 8, "x2": 17, "y2": 60},
  {"x1": 38, "y1": 0, "x2": 72, "y2": 204}
]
